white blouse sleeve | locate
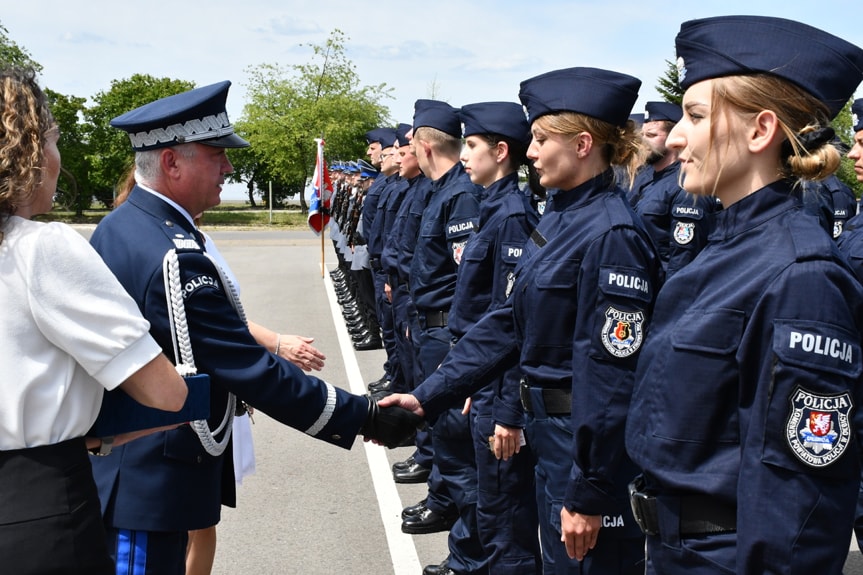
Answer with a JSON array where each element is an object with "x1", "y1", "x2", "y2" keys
[{"x1": 26, "y1": 223, "x2": 162, "y2": 390}]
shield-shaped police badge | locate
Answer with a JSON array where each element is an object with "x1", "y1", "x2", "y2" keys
[
  {"x1": 785, "y1": 387, "x2": 853, "y2": 468},
  {"x1": 673, "y1": 221, "x2": 695, "y2": 245},
  {"x1": 600, "y1": 307, "x2": 644, "y2": 358}
]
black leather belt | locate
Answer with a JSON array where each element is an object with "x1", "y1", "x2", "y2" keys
[
  {"x1": 519, "y1": 380, "x2": 571, "y2": 415},
  {"x1": 628, "y1": 476, "x2": 736, "y2": 537},
  {"x1": 422, "y1": 310, "x2": 449, "y2": 328}
]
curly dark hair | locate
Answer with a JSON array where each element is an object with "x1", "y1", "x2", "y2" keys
[{"x1": 0, "y1": 66, "x2": 55, "y2": 226}]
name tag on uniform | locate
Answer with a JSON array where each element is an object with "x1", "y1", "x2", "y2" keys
[{"x1": 599, "y1": 266, "x2": 652, "y2": 302}]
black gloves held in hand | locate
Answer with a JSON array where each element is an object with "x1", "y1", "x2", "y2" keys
[{"x1": 360, "y1": 396, "x2": 424, "y2": 449}]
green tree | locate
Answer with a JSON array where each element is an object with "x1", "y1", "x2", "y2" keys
[
  {"x1": 0, "y1": 22, "x2": 41, "y2": 70},
  {"x1": 655, "y1": 58, "x2": 683, "y2": 105},
  {"x1": 833, "y1": 99, "x2": 863, "y2": 198},
  {"x1": 238, "y1": 29, "x2": 392, "y2": 210},
  {"x1": 46, "y1": 89, "x2": 91, "y2": 215},
  {"x1": 85, "y1": 74, "x2": 194, "y2": 206}
]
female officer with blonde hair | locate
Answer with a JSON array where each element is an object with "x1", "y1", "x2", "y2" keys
[{"x1": 625, "y1": 16, "x2": 863, "y2": 574}]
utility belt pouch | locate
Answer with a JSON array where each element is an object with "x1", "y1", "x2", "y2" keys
[{"x1": 628, "y1": 475, "x2": 660, "y2": 536}]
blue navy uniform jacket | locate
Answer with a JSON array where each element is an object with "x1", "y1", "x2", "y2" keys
[
  {"x1": 629, "y1": 161, "x2": 715, "y2": 279},
  {"x1": 368, "y1": 175, "x2": 406, "y2": 261},
  {"x1": 414, "y1": 170, "x2": 661, "y2": 517},
  {"x1": 448, "y1": 172, "x2": 539, "y2": 426},
  {"x1": 356, "y1": 172, "x2": 383, "y2": 245},
  {"x1": 626, "y1": 181, "x2": 863, "y2": 574},
  {"x1": 89, "y1": 187, "x2": 368, "y2": 532},
  {"x1": 410, "y1": 162, "x2": 483, "y2": 312},
  {"x1": 380, "y1": 176, "x2": 417, "y2": 281},
  {"x1": 393, "y1": 176, "x2": 434, "y2": 285},
  {"x1": 821, "y1": 174, "x2": 858, "y2": 239}
]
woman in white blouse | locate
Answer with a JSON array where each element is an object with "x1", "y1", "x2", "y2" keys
[{"x1": 0, "y1": 66, "x2": 188, "y2": 574}]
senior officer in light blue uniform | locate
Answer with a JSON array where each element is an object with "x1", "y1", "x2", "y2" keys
[
  {"x1": 382, "y1": 68, "x2": 661, "y2": 575},
  {"x1": 452, "y1": 101, "x2": 542, "y2": 575},
  {"x1": 89, "y1": 81, "x2": 420, "y2": 574},
  {"x1": 627, "y1": 101, "x2": 716, "y2": 279},
  {"x1": 625, "y1": 17, "x2": 863, "y2": 575}
]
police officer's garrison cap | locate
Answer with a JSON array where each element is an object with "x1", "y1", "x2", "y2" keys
[
  {"x1": 518, "y1": 67, "x2": 641, "y2": 128},
  {"x1": 852, "y1": 99, "x2": 863, "y2": 133},
  {"x1": 674, "y1": 15, "x2": 863, "y2": 119},
  {"x1": 395, "y1": 123, "x2": 412, "y2": 146},
  {"x1": 376, "y1": 128, "x2": 399, "y2": 149},
  {"x1": 364, "y1": 128, "x2": 391, "y2": 145},
  {"x1": 644, "y1": 101, "x2": 682, "y2": 123},
  {"x1": 413, "y1": 99, "x2": 462, "y2": 138},
  {"x1": 111, "y1": 81, "x2": 249, "y2": 151},
  {"x1": 459, "y1": 102, "x2": 531, "y2": 146}
]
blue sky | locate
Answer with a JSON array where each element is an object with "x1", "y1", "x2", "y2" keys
[{"x1": 3, "y1": 0, "x2": 862, "y2": 199}]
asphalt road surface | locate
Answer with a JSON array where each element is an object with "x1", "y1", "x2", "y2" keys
[{"x1": 75, "y1": 228, "x2": 863, "y2": 574}]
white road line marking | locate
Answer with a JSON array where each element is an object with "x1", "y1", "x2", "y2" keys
[{"x1": 323, "y1": 266, "x2": 421, "y2": 575}]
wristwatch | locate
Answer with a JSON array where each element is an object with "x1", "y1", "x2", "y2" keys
[{"x1": 89, "y1": 436, "x2": 115, "y2": 456}]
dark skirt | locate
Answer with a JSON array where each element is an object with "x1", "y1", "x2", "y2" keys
[{"x1": 0, "y1": 437, "x2": 113, "y2": 574}]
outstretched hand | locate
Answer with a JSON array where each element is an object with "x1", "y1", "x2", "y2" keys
[
  {"x1": 376, "y1": 393, "x2": 425, "y2": 418},
  {"x1": 361, "y1": 396, "x2": 425, "y2": 448}
]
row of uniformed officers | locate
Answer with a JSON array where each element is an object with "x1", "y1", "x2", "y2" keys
[{"x1": 329, "y1": 14, "x2": 863, "y2": 575}]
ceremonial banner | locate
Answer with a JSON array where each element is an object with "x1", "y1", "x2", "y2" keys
[{"x1": 308, "y1": 138, "x2": 333, "y2": 234}]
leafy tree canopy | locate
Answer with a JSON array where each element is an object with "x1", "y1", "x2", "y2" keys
[
  {"x1": 237, "y1": 29, "x2": 392, "y2": 209},
  {"x1": 84, "y1": 75, "x2": 195, "y2": 205}
]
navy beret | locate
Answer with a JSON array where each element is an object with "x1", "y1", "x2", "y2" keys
[
  {"x1": 364, "y1": 128, "x2": 388, "y2": 145},
  {"x1": 377, "y1": 127, "x2": 399, "y2": 149},
  {"x1": 459, "y1": 102, "x2": 530, "y2": 145},
  {"x1": 644, "y1": 101, "x2": 682, "y2": 123},
  {"x1": 675, "y1": 15, "x2": 863, "y2": 119},
  {"x1": 853, "y1": 99, "x2": 863, "y2": 133},
  {"x1": 111, "y1": 81, "x2": 248, "y2": 151},
  {"x1": 518, "y1": 67, "x2": 641, "y2": 127},
  {"x1": 413, "y1": 99, "x2": 461, "y2": 137},
  {"x1": 396, "y1": 123, "x2": 412, "y2": 146}
]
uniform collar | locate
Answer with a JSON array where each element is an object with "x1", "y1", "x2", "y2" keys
[
  {"x1": 431, "y1": 161, "x2": 468, "y2": 191},
  {"x1": 134, "y1": 182, "x2": 197, "y2": 231},
  {"x1": 547, "y1": 169, "x2": 616, "y2": 212},
  {"x1": 710, "y1": 179, "x2": 799, "y2": 241},
  {"x1": 482, "y1": 172, "x2": 520, "y2": 201}
]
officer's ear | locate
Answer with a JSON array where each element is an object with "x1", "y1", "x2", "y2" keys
[
  {"x1": 160, "y1": 147, "x2": 183, "y2": 179},
  {"x1": 495, "y1": 140, "x2": 510, "y2": 164}
]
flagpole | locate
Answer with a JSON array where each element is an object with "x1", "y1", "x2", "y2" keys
[
  {"x1": 320, "y1": 205, "x2": 325, "y2": 278},
  {"x1": 319, "y1": 134, "x2": 325, "y2": 278}
]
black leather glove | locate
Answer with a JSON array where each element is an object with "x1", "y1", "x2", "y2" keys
[{"x1": 360, "y1": 395, "x2": 424, "y2": 449}]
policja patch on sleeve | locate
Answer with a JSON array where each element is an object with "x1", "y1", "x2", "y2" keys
[
  {"x1": 600, "y1": 307, "x2": 645, "y2": 358},
  {"x1": 785, "y1": 386, "x2": 852, "y2": 468}
]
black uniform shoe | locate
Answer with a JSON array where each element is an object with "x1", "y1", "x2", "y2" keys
[
  {"x1": 368, "y1": 378, "x2": 391, "y2": 393},
  {"x1": 393, "y1": 460, "x2": 431, "y2": 483},
  {"x1": 401, "y1": 508, "x2": 456, "y2": 535},
  {"x1": 392, "y1": 455, "x2": 415, "y2": 473},
  {"x1": 422, "y1": 559, "x2": 455, "y2": 575},
  {"x1": 354, "y1": 335, "x2": 383, "y2": 351},
  {"x1": 352, "y1": 329, "x2": 372, "y2": 342},
  {"x1": 367, "y1": 374, "x2": 390, "y2": 389},
  {"x1": 401, "y1": 498, "x2": 428, "y2": 520}
]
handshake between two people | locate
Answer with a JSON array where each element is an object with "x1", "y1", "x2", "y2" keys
[{"x1": 360, "y1": 393, "x2": 425, "y2": 449}]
